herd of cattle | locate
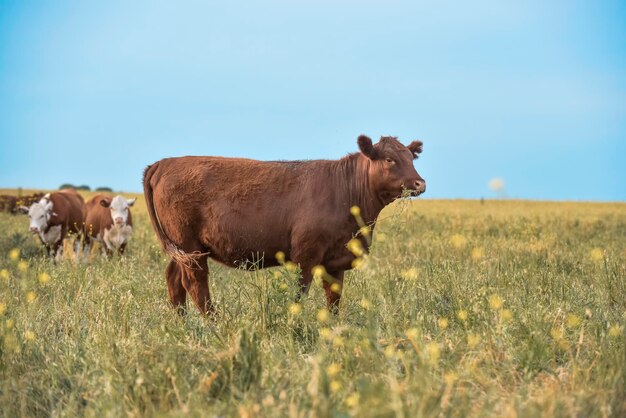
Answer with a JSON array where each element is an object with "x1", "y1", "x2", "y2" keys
[
  {"x1": 6, "y1": 189, "x2": 136, "y2": 261},
  {"x1": 3, "y1": 135, "x2": 426, "y2": 315}
]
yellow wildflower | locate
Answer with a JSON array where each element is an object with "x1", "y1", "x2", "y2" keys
[
  {"x1": 0, "y1": 269, "x2": 9, "y2": 281},
  {"x1": 590, "y1": 248, "x2": 603, "y2": 261},
  {"x1": 449, "y1": 234, "x2": 467, "y2": 249},
  {"x1": 359, "y1": 298, "x2": 371, "y2": 310},
  {"x1": 17, "y1": 260, "x2": 28, "y2": 272},
  {"x1": 317, "y1": 308, "x2": 329, "y2": 323},
  {"x1": 608, "y1": 324, "x2": 622, "y2": 338},
  {"x1": 285, "y1": 261, "x2": 298, "y2": 273},
  {"x1": 402, "y1": 268, "x2": 418, "y2": 280},
  {"x1": 345, "y1": 392, "x2": 360, "y2": 408},
  {"x1": 8, "y1": 248, "x2": 19, "y2": 260},
  {"x1": 319, "y1": 327, "x2": 332, "y2": 340},
  {"x1": 26, "y1": 291, "x2": 36, "y2": 303},
  {"x1": 501, "y1": 309, "x2": 513, "y2": 322},
  {"x1": 489, "y1": 294, "x2": 503, "y2": 310},
  {"x1": 312, "y1": 265, "x2": 326, "y2": 279},
  {"x1": 437, "y1": 317, "x2": 449, "y2": 329},
  {"x1": 24, "y1": 330, "x2": 35, "y2": 342},
  {"x1": 330, "y1": 283, "x2": 342, "y2": 294},
  {"x1": 346, "y1": 239, "x2": 364, "y2": 257},
  {"x1": 471, "y1": 247, "x2": 484, "y2": 260},
  {"x1": 332, "y1": 336, "x2": 344, "y2": 348},
  {"x1": 329, "y1": 380, "x2": 342, "y2": 392},
  {"x1": 376, "y1": 232, "x2": 387, "y2": 242},
  {"x1": 405, "y1": 328, "x2": 419, "y2": 340},
  {"x1": 275, "y1": 251, "x2": 285, "y2": 264},
  {"x1": 326, "y1": 363, "x2": 341, "y2": 377},
  {"x1": 384, "y1": 345, "x2": 396, "y2": 358},
  {"x1": 288, "y1": 303, "x2": 301, "y2": 315},
  {"x1": 566, "y1": 314, "x2": 581, "y2": 328},
  {"x1": 351, "y1": 257, "x2": 364, "y2": 269},
  {"x1": 38, "y1": 273, "x2": 51, "y2": 284},
  {"x1": 550, "y1": 328, "x2": 564, "y2": 340},
  {"x1": 457, "y1": 310, "x2": 468, "y2": 321},
  {"x1": 6, "y1": 318, "x2": 14, "y2": 329},
  {"x1": 359, "y1": 226, "x2": 371, "y2": 236},
  {"x1": 467, "y1": 333, "x2": 480, "y2": 348},
  {"x1": 350, "y1": 206, "x2": 361, "y2": 217}
]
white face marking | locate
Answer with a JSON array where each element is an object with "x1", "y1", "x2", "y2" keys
[
  {"x1": 109, "y1": 196, "x2": 135, "y2": 226},
  {"x1": 27, "y1": 200, "x2": 53, "y2": 232}
]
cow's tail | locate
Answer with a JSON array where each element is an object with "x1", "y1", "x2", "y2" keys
[{"x1": 143, "y1": 162, "x2": 204, "y2": 269}]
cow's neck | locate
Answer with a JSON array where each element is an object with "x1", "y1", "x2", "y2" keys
[{"x1": 340, "y1": 154, "x2": 385, "y2": 225}]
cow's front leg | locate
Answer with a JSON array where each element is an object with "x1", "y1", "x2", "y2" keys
[
  {"x1": 323, "y1": 270, "x2": 344, "y2": 314},
  {"x1": 51, "y1": 241, "x2": 63, "y2": 263},
  {"x1": 118, "y1": 242, "x2": 127, "y2": 256}
]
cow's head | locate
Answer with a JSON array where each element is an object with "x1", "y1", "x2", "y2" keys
[
  {"x1": 19, "y1": 195, "x2": 56, "y2": 234},
  {"x1": 358, "y1": 135, "x2": 426, "y2": 204},
  {"x1": 100, "y1": 195, "x2": 136, "y2": 226}
]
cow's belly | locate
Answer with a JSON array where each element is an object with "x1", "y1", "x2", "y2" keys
[{"x1": 206, "y1": 232, "x2": 289, "y2": 268}]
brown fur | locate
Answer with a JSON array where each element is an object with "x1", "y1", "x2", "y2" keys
[
  {"x1": 36, "y1": 189, "x2": 84, "y2": 256},
  {"x1": 144, "y1": 135, "x2": 425, "y2": 315}
]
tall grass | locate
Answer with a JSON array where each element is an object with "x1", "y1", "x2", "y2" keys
[{"x1": 0, "y1": 194, "x2": 624, "y2": 417}]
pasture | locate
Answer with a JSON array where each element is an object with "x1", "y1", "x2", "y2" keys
[{"x1": 0, "y1": 190, "x2": 624, "y2": 417}]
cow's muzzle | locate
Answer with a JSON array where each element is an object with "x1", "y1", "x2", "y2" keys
[{"x1": 30, "y1": 227, "x2": 39, "y2": 234}]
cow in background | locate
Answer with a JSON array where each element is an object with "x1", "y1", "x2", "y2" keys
[
  {"x1": 83, "y1": 194, "x2": 136, "y2": 258},
  {"x1": 18, "y1": 189, "x2": 84, "y2": 261},
  {"x1": 1, "y1": 193, "x2": 44, "y2": 214}
]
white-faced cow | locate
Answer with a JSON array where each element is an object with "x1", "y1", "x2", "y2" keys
[
  {"x1": 18, "y1": 189, "x2": 84, "y2": 261},
  {"x1": 83, "y1": 194, "x2": 136, "y2": 257}
]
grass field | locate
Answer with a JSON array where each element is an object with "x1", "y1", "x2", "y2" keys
[{"x1": 0, "y1": 191, "x2": 625, "y2": 417}]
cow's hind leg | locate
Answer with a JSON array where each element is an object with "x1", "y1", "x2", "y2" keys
[
  {"x1": 181, "y1": 254, "x2": 213, "y2": 316},
  {"x1": 166, "y1": 259, "x2": 187, "y2": 315}
]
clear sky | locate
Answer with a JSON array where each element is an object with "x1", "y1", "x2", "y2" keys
[{"x1": 1, "y1": 0, "x2": 624, "y2": 200}]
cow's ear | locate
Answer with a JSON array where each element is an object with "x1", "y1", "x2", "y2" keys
[
  {"x1": 407, "y1": 140, "x2": 423, "y2": 159},
  {"x1": 100, "y1": 198, "x2": 111, "y2": 208},
  {"x1": 357, "y1": 135, "x2": 379, "y2": 160},
  {"x1": 17, "y1": 206, "x2": 29, "y2": 214},
  {"x1": 126, "y1": 198, "x2": 136, "y2": 207}
]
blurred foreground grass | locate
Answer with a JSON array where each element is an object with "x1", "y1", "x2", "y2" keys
[{"x1": 0, "y1": 192, "x2": 625, "y2": 417}]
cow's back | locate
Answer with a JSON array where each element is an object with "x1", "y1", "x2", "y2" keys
[
  {"x1": 50, "y1": 189, "x2": 84, "y2": 233},
  {"x1": 147, "y1": 156, "x2": 352, "y2": 266}
]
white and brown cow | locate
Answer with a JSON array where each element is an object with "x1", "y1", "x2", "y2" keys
[
  {"x1": 18, "y1": 189, "x2": 84, "y2": 261},
  {"x1": 83, "y1": 194, "x2": 135, "y2": 257}
]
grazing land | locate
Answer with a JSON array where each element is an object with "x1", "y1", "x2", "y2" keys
[{"x1": 0, "y1": 190, "x2": 624, "y2": 417}]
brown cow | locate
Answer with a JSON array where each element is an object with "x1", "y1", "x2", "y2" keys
[
  {"x1": 18, "y1": 189, "x2": 84, "y2": 261},
  {"x1": 0, "y1": 195, "x2": 17, "y2": 213},
  {"x1": 83, "y1": 194, "x2": 136, "y2": 258},
  {"x1": 143, "y1": 135, "x2": 425, "y2": 315}
]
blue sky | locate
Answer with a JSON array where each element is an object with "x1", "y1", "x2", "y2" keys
[{"x1": 0, "y1": 0, "x2": 624, "y2": 200}]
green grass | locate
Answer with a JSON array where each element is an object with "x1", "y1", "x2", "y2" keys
[{"x1": 1, "y1": 195, "x2": 625, "y2": 417}]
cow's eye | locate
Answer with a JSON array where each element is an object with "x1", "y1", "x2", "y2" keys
[{"x1": 385, "y1": 158, "x2": 395, "y2": 164}]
